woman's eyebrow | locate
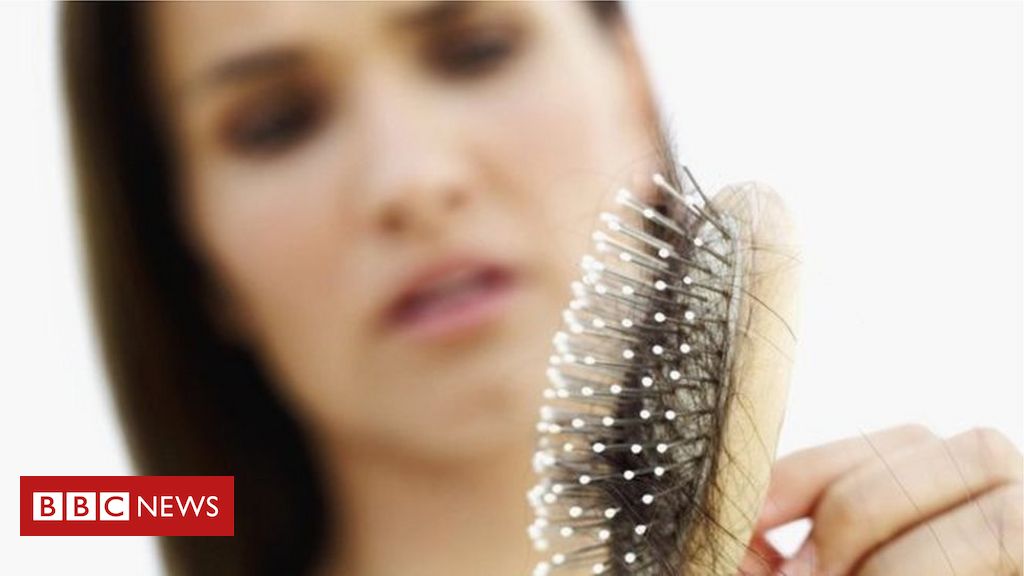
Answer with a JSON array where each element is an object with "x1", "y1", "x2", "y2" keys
[
  {"x1": 199, "y1": 47, "x2": 306, "y2": 91},
  {"x1": 390, "y1": 1, "x2": 475, "y2": 31},
  {"x1": 180, "y1": 1, "x2": 482, "y2": 101}
]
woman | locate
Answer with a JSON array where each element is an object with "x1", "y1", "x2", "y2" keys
[{"x1": 62, "y1": 2, "x2": 1021, "y2": 575}]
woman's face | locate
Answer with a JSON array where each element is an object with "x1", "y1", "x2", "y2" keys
[{"x1": 149, "y1": 2, "x2": 658, "y2": 459}]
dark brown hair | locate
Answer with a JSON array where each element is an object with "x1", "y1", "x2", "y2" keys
[{"x1": 60, "y1": 3, "x2": 624, "y2": 575}]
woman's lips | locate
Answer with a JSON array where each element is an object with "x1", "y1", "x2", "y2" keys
[{"x1": 383, "y1": 259, "x2": 519, "y2": 342}]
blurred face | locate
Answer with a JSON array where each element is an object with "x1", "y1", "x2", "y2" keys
[{"x1": 149, "y1": 2, "x2": 658, "y2": 459}]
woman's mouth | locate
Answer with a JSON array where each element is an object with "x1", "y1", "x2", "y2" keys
[{"x1": 383, "y1": 259, "x2": 519, "y2": 342}]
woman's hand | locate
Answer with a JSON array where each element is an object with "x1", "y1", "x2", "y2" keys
[{"x1": 740, "y1": 424, "x2": 1023, "y2": 575}]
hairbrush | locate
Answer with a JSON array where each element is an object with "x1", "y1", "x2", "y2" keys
[{"x1": 527, "y1": 166, "x2": 745, "y2": 576}]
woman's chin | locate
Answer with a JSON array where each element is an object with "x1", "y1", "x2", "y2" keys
[
  {"x1": 333, "y1": 288, "x2": 558, "y2": 463},
  {"x1": 337, "y1": 377, "x2": 540, "y2": 466},
  {"x1": 406, "y1": 385, "x2": 541, "y2": 462}
]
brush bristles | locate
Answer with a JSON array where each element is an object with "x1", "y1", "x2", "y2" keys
[{"x1": 529, "y1": 168, "x2": 741, "y2": 576}]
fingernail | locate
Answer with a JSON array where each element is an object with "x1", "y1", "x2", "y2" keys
[{"x1": 774, "y1": 542, "x2": 816, "y2": 576}]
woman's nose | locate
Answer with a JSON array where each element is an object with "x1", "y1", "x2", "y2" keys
[{"x1": 353, "y1": 77, "x2": 473, "y2": 239}]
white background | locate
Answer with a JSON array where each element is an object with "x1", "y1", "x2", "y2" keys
[{"x1": 2, "y1": 1, "x2": 1021, "y2": 573}]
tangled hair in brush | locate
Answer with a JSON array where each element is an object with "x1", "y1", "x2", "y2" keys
[{"x1": 528, "y1": 142, "x2": 799, "y2": 576}]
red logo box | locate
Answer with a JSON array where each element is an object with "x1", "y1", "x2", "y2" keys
[{"x1": 20, "y1": 476, "x2": 234, "y2": 536}]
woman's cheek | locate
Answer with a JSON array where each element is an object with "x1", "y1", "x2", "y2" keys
[
  {"x1": 186, "y1": 157, "x2": 369, "y2": 412},
  {"x1": 467, "y1": 61, "x2": 633, "y2": 289}
]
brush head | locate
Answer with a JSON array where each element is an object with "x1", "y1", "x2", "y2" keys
[{"x1": 528, "y1": 167, "x2": 743, "y2": 576}]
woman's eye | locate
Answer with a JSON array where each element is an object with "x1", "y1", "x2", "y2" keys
[
  {"x1": 222, "y1": 89, "x2": 326, "y2": 157},
  {"x1": 430, "y1": 26, "x2": 521, "y2": 78}
]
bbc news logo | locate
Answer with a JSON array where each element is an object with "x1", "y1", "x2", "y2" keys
[{"x1": 21, "y1": 476, "x2": 233, "y2": 536}]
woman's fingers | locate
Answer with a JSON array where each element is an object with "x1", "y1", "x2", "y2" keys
[
  {"x1": 737, "y1": 533, "x2": 786, "y2": 576},
  {"x1": 803, "y1": 427, "x2": 1022, "y2": 575},
  {"x1": 756, "y1": 424, "x2": 937, "y2": 531},
  {"x1": 773, "y1": 427, "x2": 1023, "y2": 575},
  {"x1": 784, "y1": 481, "x2": 1024, "y2": 576},
  {"x1": 739, "y1": 425, "x2": 935, "y2": 574},
  {"x1": 854, "y1": 481, "x2": 1023, "y2": 576}
]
